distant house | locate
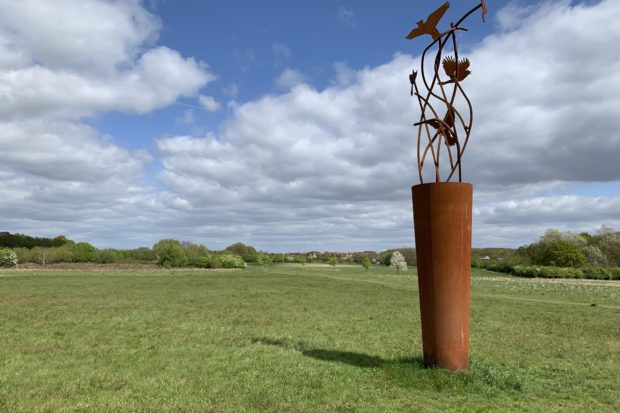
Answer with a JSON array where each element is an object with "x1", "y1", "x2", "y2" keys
[{"x1": 480, "y1": 256, "x2": 491, "y2": 260}]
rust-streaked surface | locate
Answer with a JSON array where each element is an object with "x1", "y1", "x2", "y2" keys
[{"x1": 412, "y1": 182, "x2": 472, "y2": 371}]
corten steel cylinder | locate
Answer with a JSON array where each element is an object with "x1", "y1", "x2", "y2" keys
[{"x1": 412, "y1": 182, "x2": 472, "y2": 371}]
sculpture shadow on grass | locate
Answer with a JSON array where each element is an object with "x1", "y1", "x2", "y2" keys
[
  {"x1": 251, "y1": 337, "x2": 424, "y2": 369},
  {"x1": 251, "y1": 338, "x2": 523, "y2": 391}
]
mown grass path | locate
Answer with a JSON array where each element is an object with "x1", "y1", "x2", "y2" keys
[{"x1": 0, "y1": 265, "x2": 618, "y2": 412}]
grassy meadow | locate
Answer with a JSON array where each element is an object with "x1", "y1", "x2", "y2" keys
[{"x1": 0, "y1": 265, "x2": 618, "y2": 412}]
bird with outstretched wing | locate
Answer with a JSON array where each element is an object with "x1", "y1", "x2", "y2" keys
[
  {"x1": 406, "y1": 1, "x2": 450, "y2": 41},
  {"x1": 414, "y1": 106, "x2": 458, "y2": 146},
  {"x1": 441, "y1": 56, "x2": 471, "y2": 84}
]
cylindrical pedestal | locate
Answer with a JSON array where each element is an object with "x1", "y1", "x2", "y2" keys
[{"x1": 412, "y1": 182, "x2": 472, "y2": 371}]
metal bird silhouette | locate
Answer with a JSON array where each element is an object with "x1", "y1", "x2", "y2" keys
[
  {"x1": 441, "y1": 56, "x2": 471, "y2": 84},
  {"x1": 406, "y1": 1, "x2": 450, "y2": 41},
  {"x1": 409, "y1": 70, "x2": 417, "y2": 95},
  {"x1": 414, "y1": 106, "x2": 458, "y2": 146}
]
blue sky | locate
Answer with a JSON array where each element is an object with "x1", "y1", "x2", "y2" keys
[
  {"x1": 91, "y1": 0, "x2": 501, "y2": 150},
  {"x1": 0, "y1": 0, "x2": 619, "y2": 251}
]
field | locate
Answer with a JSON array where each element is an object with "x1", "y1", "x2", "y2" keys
[{"x1": 1, "y1": 265, "x2": 618, "y2": 412}]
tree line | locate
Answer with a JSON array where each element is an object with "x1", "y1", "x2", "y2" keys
[
  {"x1": 474, "y1": 226, "x2": 620, "y2": 280},
  {"x1": 2, "y1": 227, "x2": 619, "y2": 280}
]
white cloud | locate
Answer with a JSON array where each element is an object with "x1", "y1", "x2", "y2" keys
[
  {"x1": 0, "y1": 46, "x2": 212, "y2": 119},
  {"x1": 2, "y1": 0, "x2": 619, "y2": 251},
  {"x1": 0, "y1": 0, "x2": 160, "y2": 72},
  {"x1": 153, "y1": 0, "x2": 620, "y2": 250},
  {"x1": 333, "y1": 62, "x2": 357, "y2": 86},
  {"x1": 275, "y1": 68, "x2": 306, "y2": 90},
  {"x1": 198, "y1": 95, "x2": 222, "y2": 112},
  {"x1": 0, "y1": 0, "x2": 215, "y2": 248}
]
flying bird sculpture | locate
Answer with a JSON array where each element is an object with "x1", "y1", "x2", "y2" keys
[
  {"x1": 406, "y1": 1, "x2": 450, "y2": 41},
  {"x1": 440, "y1": 56, "x2": 471, "y2": 84},
  {"x1": 414, "y1": 107, "x2": 457, "y2": 146},
  {"x1": 409, "y1": 70, "x2": 417, "y2": 95},
  {"x1": 406, "y1": 1, "x2": 488, "y2": 183}
]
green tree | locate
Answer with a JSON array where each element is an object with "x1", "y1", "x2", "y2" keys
[
  {"x1": 582, "y1": 245, "x2": 607, "y2": 266},
  {"x1": 127, "y1": 247, "x2": 157, "y2": 263},
  {"x1": 399, "y1": 248, "x2": 417, "y2": 266},
  {"x1": 71, "y1": 242, "x2": 96, "y2": 262},
  {"x1": 51, "y1": 235, "x2": 70, "y2": 248},
  {"x1": 361, "y1": 256, "x2": 372, "y2": 272},
  {"x1": 530, "y1": 239, "x2": 587, "y2": 267},
  {"x1": 328, "y1": 257, "x2": 338, "y2": 268},
  {"x1": 379, "y1": 250, "x2": 393, "y2": 266},
  {"x1": 225, "y1": 242, "x2": 258, "y2": 262},
  {"x1": 30, "y1": 247, "x2": 50, "y2": 265},
  {"x1": 594, "y1": 226, "x2": 620, "y2": 266},
  {"x1": 182, "y1": 242, "x2": 210, "y2": 267},
  {"x1": 153, "y1": 239, "x2": 188, "y2": 268}
]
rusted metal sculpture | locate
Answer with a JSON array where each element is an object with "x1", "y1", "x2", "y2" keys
[
  {"x1": 408, "y1": 1, "x2": 486, "y2": 183},
  {"x1": 407, "y1": 1, "x2": 487, "y2": 372}
]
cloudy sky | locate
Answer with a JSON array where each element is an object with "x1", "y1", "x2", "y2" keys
[{"x1": 0, "y1": 0, "x2": 619, "y2": 252}]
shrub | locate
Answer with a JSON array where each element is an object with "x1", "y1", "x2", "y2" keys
[
  {"x1": 0, "y1": 248, "x2": 18, "y2": 267},
  {"x1": 257, "y1": 253, "x2": 273, "y2": 266},
  {"x1": 512, "y1": 265, "x2": 592, "y2": 279},
  {"x1": 538, "y1": 266, "x2": 583, "y2": 279},
  {"x1": 209, "y1": 254, "x2": 222, "y2": 269},
  {"x1": 192, "y1": 255, "x2": 212, "y2": 268},
  {"x1": 219, "y1": 254, "x2": 246, "y2": 268},
  {"x1": 192, "y1": 254, "x2": 224, "y2": 269},
  {"x1": 92, "y1": 249, "x2": 120, "y2": 264},
  {"x1": 483, "y1": 261, "x2": 514, "y2": 274},
  {"x1": 512, "y1": 265, "x2": 538, "y2": 278},
  {"x1": 48, "y1": 246, "x2": 75, "y2": 263},
  {"x1": 13, "y1": 247, "x2": 33, "y2": 263},
  {"x1": 582, "y1": 266, "x2": 611, "y2": 280},
  {"x1": 609, "y1": 268, "x2": 620, "y2": 280},
  {"x1": 327, "y1": 257, "x2": 338, "y2": 268}
]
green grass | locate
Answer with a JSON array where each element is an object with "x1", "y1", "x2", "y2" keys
[{"x1": 1, "y1": 265, "x2": 618, "y2": 412}]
